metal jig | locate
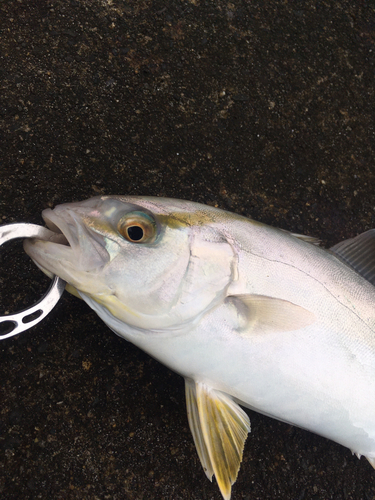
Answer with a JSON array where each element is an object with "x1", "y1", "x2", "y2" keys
[{"x1": 0, "y1": 223, "x2": 66, "y2": 340}]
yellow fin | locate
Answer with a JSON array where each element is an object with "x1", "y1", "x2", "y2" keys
[
  {"x1": 228, "y1": 294, "x2": 316, "y2": 335},
  {"x1": 185, "y1": 379, "x2": 250, "y2": 500},
  {"x1": 185, "y1": 379, "x2": 214, "y2": 481}
]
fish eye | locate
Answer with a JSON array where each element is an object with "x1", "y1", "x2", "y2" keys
[
  {"x1": 127, "y1": 225, "x2": 144, "y2": 241},
  {"x1": 117, "y1": 211, "x2": 157, "y2": 244}
]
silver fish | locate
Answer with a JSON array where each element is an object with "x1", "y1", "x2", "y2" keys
[{"x1": 24, "y1": 196, "x2": 375, "y2": 500}]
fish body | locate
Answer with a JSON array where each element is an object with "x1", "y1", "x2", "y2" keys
[{"x1": 24, "y1": 196, "x2": 375, "y2": 499}]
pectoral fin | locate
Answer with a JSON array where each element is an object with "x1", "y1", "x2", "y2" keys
[
  {"x1": 185, "y1": 379, "x2": 250, "y2": 500},
  {"x1": 228, "y1": 294, "x2": 316, "y2": 335}
]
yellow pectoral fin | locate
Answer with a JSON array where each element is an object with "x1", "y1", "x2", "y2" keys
[
  {"x1": 185, "y1": 379, "x2": 250, "y2": 500},
  {"x1": 228, "y1": 294, "x2": 316, "y2": 335}
]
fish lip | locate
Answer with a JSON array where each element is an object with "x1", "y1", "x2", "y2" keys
[
  {"x1": 42, "y1": 208, "x2": 111, "y2": 258},
  {"x1": 42, "y1": 208, "x2": 77, "y2": 249},
  {"x1": 24, "y1": 206, "x2": 111, "y2": 280}
]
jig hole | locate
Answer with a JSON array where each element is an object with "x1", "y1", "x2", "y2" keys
[
  {"x1": 0, "y1": 320, "x2": 17, "y2": 336},
  {"x1": 22, "y1": 310, "x2": 43, "y2": 324}
]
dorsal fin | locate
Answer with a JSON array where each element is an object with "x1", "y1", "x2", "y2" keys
[{"x1": 330, "y1": 229, "x2": 375, "y2": 286}]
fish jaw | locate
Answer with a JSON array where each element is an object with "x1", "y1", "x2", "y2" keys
[{"x1": 24, "y1": 203, "x2": 113, "y2": 297}]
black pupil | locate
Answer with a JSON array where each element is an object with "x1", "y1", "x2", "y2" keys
[{"x1": 127, "y1": 225, "x2": 144, "y2": 241}]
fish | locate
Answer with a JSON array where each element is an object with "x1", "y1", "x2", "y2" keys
[{"x1": 23, "y1": 195, "x2": 375, "y2": 500}]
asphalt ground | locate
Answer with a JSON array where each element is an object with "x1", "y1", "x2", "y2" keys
[{"x1": 1, "y1": 1, "x2": 375, "y2": 499}]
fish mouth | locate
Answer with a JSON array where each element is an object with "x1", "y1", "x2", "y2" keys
[{"x1": 24, "y1": 206, "x2": 110, "y2": 286}]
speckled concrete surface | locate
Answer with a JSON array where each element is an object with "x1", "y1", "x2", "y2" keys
[{"x1": 1, "y1": 1, "x2": 375, "y2": 499}]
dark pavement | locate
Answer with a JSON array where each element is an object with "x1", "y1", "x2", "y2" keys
[{"x1": 1, "y1": 1, "x2": 375, "y2": 499}]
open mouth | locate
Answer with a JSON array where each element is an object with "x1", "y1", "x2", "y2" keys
[
  {"x1": 42, "y1": 208, "x2": 78, "y2": 248},
  {"x1": 41, "y1": 227, "x2": 69, "y2": 246},
  {"x1": 24, "y1": 206, "x2": 112, "y2": 285},
  {"x1": 23, "y1": 222, "x2": 73, "y2": 281}
]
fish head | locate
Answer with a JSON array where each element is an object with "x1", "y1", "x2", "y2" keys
[{"x1": 24, "y1": 196, "x2": 236, "y2": 336}]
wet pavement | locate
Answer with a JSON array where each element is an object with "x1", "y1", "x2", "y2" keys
[{"x1": 1, "y1": 1, "x2": 375, "y2": 499}]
